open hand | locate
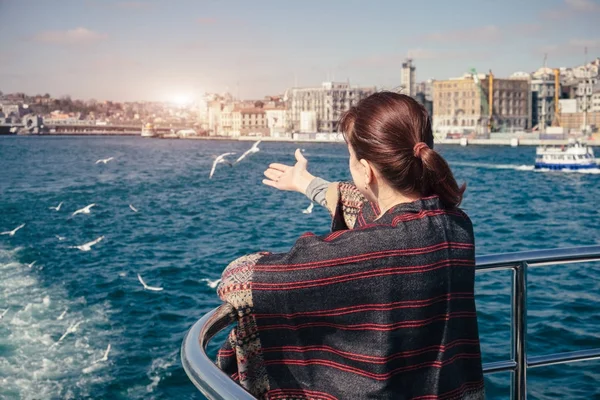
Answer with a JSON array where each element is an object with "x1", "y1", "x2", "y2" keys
[{"x1": 263, "y1": 149, "x2": 315, "y2": 194}]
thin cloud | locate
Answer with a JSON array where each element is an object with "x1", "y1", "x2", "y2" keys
[
  {"x1": 535, "y1": 38, "x2": 600, "y2": 58},
  {"x1": 565, "y1": 0, "x2": 600, "y2": 11},
  {"x1": 347, "y1": 49, "x2": 484, "y2": 68},
  {"x1": 115, "y1": 1, "x2": 153, "y2": 10},
  {"x1": 32, "y1": 27, "x2": 108, "y2": 45},
  {"x1": 197, "y1": 17, "x2": 217, "y2": 25},
  {"x1": 542, "y1": 0, "x2": 600, "y2": 19},
  {"x1": 568, "y1": 38, "x2": 600, "y2": 48},
  {"x1": 421, "y1": 25, "x2": 502, "y2": 43}
]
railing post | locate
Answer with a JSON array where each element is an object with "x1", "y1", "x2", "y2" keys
[{"x1": 511, "y1": 261, "x2": 528, "y2": 400}]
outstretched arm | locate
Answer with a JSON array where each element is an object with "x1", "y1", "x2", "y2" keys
[{"x1": 262, "y1": 149, "x2": 371, "y2": 229}]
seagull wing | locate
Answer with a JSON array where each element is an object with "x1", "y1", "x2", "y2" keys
[
  {"x1": 146, "y1": 285, "x2": 163, "y2": 292},
  {"x1": 57, "y1": 202, "x2": 63, "y2": 210},
  {"x1": 137, "y1": 273, "x2": 147, "y2": 288},
  {"x1": 103, "y1": 344, "x2": 111, "y2": 360},
  {"x1": 209, "y1": 159, "x2": 218, "y2": 179},
  {"x1": 85, "y1": 236, "x2": 104, "y2": 248},
  {"x1": 1, "y1": 309, "x2": 8, "y2": 317},
  {"x1": 129, "y1": 204, "x2": 138, "y2": 212},
  {"x1": 95, "y1": 159, "x2": 102, "y2": 164},
  {"x1": 86, "y1": 203, "x2": 96, "y2": 212},
  {"x1": 234, "y1": 149, "x2": 251, "y2": 164},
  {"x1": 252, "y1": 140, "x2": 261, "y2": 149}
]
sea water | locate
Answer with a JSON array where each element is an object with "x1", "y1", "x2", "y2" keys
[{"x1": 0, "y1": 136, "x2": 598, "y2": 399}]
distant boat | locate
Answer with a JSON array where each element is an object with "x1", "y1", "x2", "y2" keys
[
  {"x1": 535, "y1": 140, "x2": 597, "y2": 170},
  {"x1": 141, "y1": 123, "x2": 157, "y2": 138},
  {"x1": 0, "y1": 124, "x2": 18, "y2": 135}
]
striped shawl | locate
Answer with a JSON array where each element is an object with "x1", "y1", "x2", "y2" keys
[{"x1": 216, "y1": 182, "x2": 484, "y2": 400}]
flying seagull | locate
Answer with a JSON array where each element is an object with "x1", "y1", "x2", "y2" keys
[
  {"x1": 49, "y1": 202, "x2": 63, "y2": 211},
  {"x1": 234, "y1": 140, "x2": 261, "y2": 165},
  {"x1": 0, "y1": 309, "x2": 8, "y2": 320},
  {"x1": 57, "y1": 309, "x2": 68, "y2": 320},
  {"x1": 55, "y1": 235, "x2": 66, "y2": 241},
  {"x1": 92, "y1": 344, "x2": 111, "y2": 364},
  {"x1": 137, "y1": 273, "x2": 163, "y2": 291},
  {"x1": 27, "y1": 261, "x2": 36, "y2": 268},
  {"x1": 209, "y1": 152, "x2": 236, "y2": 179},
  {"x1": 129, "y1": 204, "x2": 139, "y2": 213},
  {"x1": 95, "y1": 157, "x2": 114, "y2": 164},
  {"x1": 52, "y1": 320, "x2": 84, "y2": 347},
  {"x1": 302, "y1": 202, "x2": 314, "y2": 214},
  {"x1": 1, "y1": 224, "x2": 25, "y2": 236},
  {"x1": 72, "y1": 204, "x2": 95, "y2": 216},
  {"x1": 70, "y1": 236, "x2": 104, "y2": 251},
  {"x1": 201, "y1": 278, "x2": 221, "y2": 289}
]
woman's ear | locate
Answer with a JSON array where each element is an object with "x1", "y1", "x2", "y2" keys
[{"x1": 359, "y1": 159, "x2": 373, "y2": 185}]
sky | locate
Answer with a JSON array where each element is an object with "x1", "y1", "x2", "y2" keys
[{"x1": 0, "y1": 0, "x2": 599, "y2": 102}]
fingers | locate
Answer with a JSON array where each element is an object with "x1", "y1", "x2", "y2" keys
[
  {"x1": 269, "y1": 163, "x2": 291, "y2": 172},
  {"x1": 295, "y1": 148, "x2": 307, "y2": 164},
  {"x1": 262, "y1": 179, "x2": 279, "y2": 189},
  {"x1": 263, "y1": 168, "x2": 281, "y2": 182}
]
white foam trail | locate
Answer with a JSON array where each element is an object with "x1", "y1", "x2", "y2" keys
[
  {"x1": 452, "y1": 161, "x2": 600, "y2": 174},
  {"x1": 451, "y1": 161, "x2": 535, "y2": 171},
  {"x1": 0, "y1": 246, "x2": 116, "y2": 399},
  {"x1": 145, "y1": 350, "x2": 178, "y2": 393}
]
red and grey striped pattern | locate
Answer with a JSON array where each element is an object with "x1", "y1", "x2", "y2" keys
[{"x1": 218, "y1": 186, "x2": 484, "y2": 400}]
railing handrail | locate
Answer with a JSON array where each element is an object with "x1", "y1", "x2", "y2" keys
[{"x1": 181, "y1": 245, "x2": 600, "y2": 400}]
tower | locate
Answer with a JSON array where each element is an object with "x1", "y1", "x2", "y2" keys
[{"x1": 401, "y1": 58, "x2": 416, "y2": 97}]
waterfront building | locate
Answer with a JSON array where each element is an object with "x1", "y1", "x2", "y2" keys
[
  {"x1": 240, "y1": 108, "x2": 268, "y2": 136},
  {"x1": 433, "y1": 73, "x2": 530, "y2": 136},
  {"x1": 285, "y1": 81, "x2": 376, "y2": 133},
  {"x1": 592, "y1": 83, "x2": 600, "y2": 112},
  {"x1": 401, "y1": 59, "x2": 416, "y2": 97},
  {"x1": 264, "y1": 106, "x2": 287, "y2": 136},
  {"x1": 415, "y1": 79, "x2": 434, "y2": 117},
  {"x1": 530, "y1": 67, "x2": 559, "y2": 131}
]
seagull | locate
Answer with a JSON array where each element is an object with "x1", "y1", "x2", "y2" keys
[
  {"x1": 53, "y1": 320, "x2": 83, "y2": 346},
  {"x1": 1, "y1": 223, "x2": 25, "y2": 236},
  {"x1": 57, "y1": 309, "x2": 68, "y2": 320},
  {"x1": 27, "y1": 261, "x2": 36, "y2": 268},
  {"x1": 201, "y1": 278, "x2": 221, "y2": 288},
  {"x1": 302, "y1": 202, "x2": 314, "y2": 214},
  {"x1": 72, "y1": 204, "x2": 95, "y2": 216},
  {"x1": 137, "y1": 273, "x2": 163, "y2": 291},
  {"x1": 49, "y1": 202, "x2": 63, "y2": 211},
  {"x1": 55, "y1": 235, "x2": 66, "y2": 241},
  {"x1": 0, "y1": 309, "x2": 8, "y2": 320},
  {"x1": 209, "y1": 152, "x2": 236, "y2": 179},
  {"x1": 70, "y1": 236, "x2": 104, "y2": 252},
  {"x1": 234, "y1": 140, "x2": 261, "y2": 164},
  {"x1": 95, "y1": 157, "x2": 114, "y2": 164},
  {"x1": 92, "y1": 344, "x2": 111, "y2": 364},
  {"x1": 129, "y1": 204, "x2": 139, "y2": 213}
]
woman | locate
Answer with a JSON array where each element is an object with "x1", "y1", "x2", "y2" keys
[{"x1": 216, "y1": 92, "x2": 484, "y2": 400}]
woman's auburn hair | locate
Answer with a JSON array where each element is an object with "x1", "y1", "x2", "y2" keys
[{"x1": 340, "y1": 91, "x2": 466, "y2": 208}]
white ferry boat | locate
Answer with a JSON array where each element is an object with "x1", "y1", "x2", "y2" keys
[
  {"x1": 535, "y1": 140, "x2": 597, "y2": 170},
  {"x1": 141, "y1": 123, "x2": 157, "y2": 138}
]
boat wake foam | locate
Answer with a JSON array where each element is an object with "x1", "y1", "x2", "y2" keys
[
  {"x1": 451, "y1": 161, "x2": 535, "y2": 171},
  {"x1": 452, "y1": 161, "x2": 600, "y2": 174},
  {"x1": 0, "y1": 246, "x2": 115, "y2": 400}
]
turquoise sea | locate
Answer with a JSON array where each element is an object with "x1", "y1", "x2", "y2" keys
[{"x1": 0, "y1": 136, "x2": 599, "y2": 399}]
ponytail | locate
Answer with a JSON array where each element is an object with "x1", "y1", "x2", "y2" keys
[
  {"x1": 419, "y1": 147, "x2": 466, "y2": 208},
  {"x1": 340, "y1": 92, "x2": 466, "y2": 209}
]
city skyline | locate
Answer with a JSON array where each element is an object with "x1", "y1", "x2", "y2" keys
[{"x1": 1, "y1": 0, "x2": 599, "y2": 102}]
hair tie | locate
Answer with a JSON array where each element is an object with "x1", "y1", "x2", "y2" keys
[{"x1": 413, "y1": 142, "x2": 429, "y2": 158}]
